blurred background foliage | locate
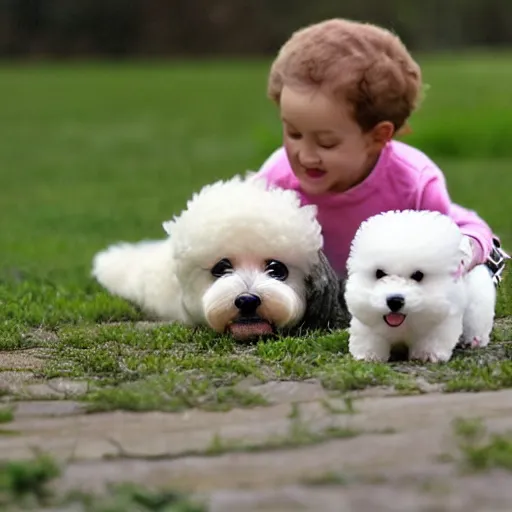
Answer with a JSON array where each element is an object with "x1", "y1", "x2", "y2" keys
[{"x1": 1, "y1": 0, "x2": 511, "y2": 58}]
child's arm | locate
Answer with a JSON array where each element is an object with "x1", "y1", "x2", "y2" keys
[
  {"x1": 417, "y1": 166, "x2": 494, "y2": 270},
  {"x1": 247, "y1": 147, "x2": 297, "y2": 192},
  {"x1": 257, "y1": 147, "x2": 284, "y2": 176}
]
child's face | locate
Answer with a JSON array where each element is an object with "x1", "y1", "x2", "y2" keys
[{"x1": 279, "y1": 85, "x2": 393, "y2": 195}]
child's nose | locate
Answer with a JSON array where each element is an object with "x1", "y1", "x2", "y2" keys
[{"x1": 298, "y1": 148, "x2": 321, "y2": 167}]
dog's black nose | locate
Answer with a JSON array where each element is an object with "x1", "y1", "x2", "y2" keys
[
  {"x1": 386, "y1": 295, "x2": 405, "y2": 312},
  {"x1": 234, "y1": 293, "x2": 261, "y2": 314}
]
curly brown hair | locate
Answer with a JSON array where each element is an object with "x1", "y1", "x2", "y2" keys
[{"x1": 268, "y1": 18, "x2": 423, "y2": 133}]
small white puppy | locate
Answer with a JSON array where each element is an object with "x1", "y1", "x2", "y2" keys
[
  {"x1": 345, "y1": 210, "x2": 496, "y2": 363},
  {"x1": 92, "y1": 175, "x2": 348, "y2": 341}
]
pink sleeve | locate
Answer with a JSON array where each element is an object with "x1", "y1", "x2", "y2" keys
[
  {"x1": 248, "y1": 147, "x2": 292, "y2": 189},
  {"x1": 252, "y1": 147, "x2": 285, "y2": 181},
  {"x1": 416, "y1": 166, "x2": 493, "y2": 265}
]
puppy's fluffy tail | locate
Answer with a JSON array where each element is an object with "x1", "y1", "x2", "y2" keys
[{"x1": 91, "y1": 239, "x2": 187, "y2": 322}]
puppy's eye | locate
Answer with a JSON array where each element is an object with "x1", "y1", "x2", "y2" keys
[
  {"x1": 375, "y1": 269, "x2": 387, "y2": 279},
  {"x1": 211, "y1": 258, "x2": 233, "y2": 278},
  {"x1": 265, "y1": 260, "x2": 288, "y2": 281},
  {"x1": 411, "y1": 271, "x2": 424, "y2": 282}
]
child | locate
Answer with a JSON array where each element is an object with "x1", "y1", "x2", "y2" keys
[{"x1": 251, "y1": 18, "x2": 508, "y2": 284}]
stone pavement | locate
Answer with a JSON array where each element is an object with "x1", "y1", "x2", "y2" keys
[{"x1": 1, "y1": 350, "x2": 512, "y2": 511}]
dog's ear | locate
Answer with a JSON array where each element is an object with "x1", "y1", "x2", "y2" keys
[{"x1": 298, "y1": 250, "x2": 350, "y2": 332}]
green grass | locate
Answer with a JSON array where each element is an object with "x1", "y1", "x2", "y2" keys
[
  {"x1": 452, "y1": 417, "x2": 512, "y2": 473},
  {"x1": 0, "y1": 408, "x2": 13, "y2": 424},
  {"x1": 0, "y1": 454, "x2": 60, "y2": 508},
  {"x1": 0, "y1": 452, "x2": 204, "y2": 511},
  {"x1": 43, "y1": 324, "x2": 387, "y2": 412},
  {"x1": 21, "y1": 318, "x2": 512, "y2": 412},
  {"x1": 0, "y1": 53, "x2": 511, "y2": 412}
]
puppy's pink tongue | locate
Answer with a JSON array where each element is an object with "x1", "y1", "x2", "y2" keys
[
  {"x1": 228, "y1": 321, "x2": 273, "y2": 341},
  {"x1": 384, "y1": 313, "x2": 406, "y2": 327}
]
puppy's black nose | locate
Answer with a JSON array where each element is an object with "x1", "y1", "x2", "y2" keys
[
  {"x1": 234, "y1": 293, "x2": 261, "y2": 314},
  {"x1": 386, "y1": 295, "x2": 405, "y2": 312}
]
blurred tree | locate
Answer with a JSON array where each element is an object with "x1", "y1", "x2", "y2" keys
[{"x1": 0, "y1": 0, "x2": 510, "y2": 58}]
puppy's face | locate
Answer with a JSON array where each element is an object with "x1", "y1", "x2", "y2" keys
[
  {"x1": 177, "y1": 255, "x2": 307, "y2": 341},
  {"x1": 346, "y1": 265, "x2": 459, "y2": 330},
  {"x1": 163, "y1": 175, "x2": 326, "y2": 342},
  {"x1": 346, "y1": 210, "x2": 466, "y2": 332}
]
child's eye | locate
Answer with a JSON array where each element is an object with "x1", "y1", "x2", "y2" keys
[
  {"x1": 288, "y1": 132, "x2": 302, "y2": 140},
  {"x1": 318, "y1": 141, "x2": 338, "y2": 149}
]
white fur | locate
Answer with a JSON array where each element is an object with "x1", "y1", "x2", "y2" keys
[
  {"x1": 345, "y1": 210, "x2": 496, "y2": 363},
  {"x1": 92, "y1": 175, "x2": 324, "y2": 339}
]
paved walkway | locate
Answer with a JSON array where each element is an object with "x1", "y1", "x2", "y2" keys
[{"x1": 0, "y1": 350, "x2": 511, "y2": 511}]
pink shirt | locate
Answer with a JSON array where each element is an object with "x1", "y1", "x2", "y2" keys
[{"x1": 254, "y1": 140, "x2": 493, "y2": 277}]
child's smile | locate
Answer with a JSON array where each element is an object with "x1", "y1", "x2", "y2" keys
[{"x1": 279, "y1": 85, "x2": 392, "y2": 195}]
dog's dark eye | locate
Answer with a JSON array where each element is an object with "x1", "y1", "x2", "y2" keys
[
  {"x1": 265, "y1": 260, "x2": 288, "y2": 281},
  {"x1": 411, "y1": 271, "x2": 424, "y2": 282},
  {"x1": 211, "y1": 258, "x2": 233, "y2": 278},
  {"x1": 375, "y1": 269, "x2": 387, "y2": 279}
]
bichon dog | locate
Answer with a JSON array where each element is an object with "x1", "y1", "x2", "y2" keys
[
  {"x1": 345, "y1": 210, "x2": 496, "y2": 363},
  {"x1": 92, "y1": 175, "x2": 349, "y2": 342}
]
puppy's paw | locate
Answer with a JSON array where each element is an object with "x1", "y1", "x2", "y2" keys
[
  {"x1": 351, "y1": 351, "x2": 389, "y2": 363},
  {"x1": 409, "y1": 348, "x2": 452, "y2": 363},
  {"x1": 349, "y1": 339, "x2": 390, "y2": 362},
  {"x1": 460, "y1": 334, "x2": 490, "y2": 350},
  {"x1": 348, "y1": 322, "x2": 391, "y2": 363}
]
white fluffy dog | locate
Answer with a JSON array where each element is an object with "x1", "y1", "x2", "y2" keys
[
  {"x1": 92, "y1": 175, "x2": 348, "y2": 341},
  {"x1": 345, "y1": 210, "x2": 496, "y2": 363}
]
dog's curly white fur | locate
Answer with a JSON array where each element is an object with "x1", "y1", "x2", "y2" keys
[
  {"x1": 345, "y1": 210, "x2": 496, "y2": 363},
  {"x1": 92, "y1": 175, "x2": 348, "y2": 341}
]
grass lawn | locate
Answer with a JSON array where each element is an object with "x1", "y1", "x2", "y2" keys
[{"x1": 0, "y1": 53, "x2": 511, "y2": 412}]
